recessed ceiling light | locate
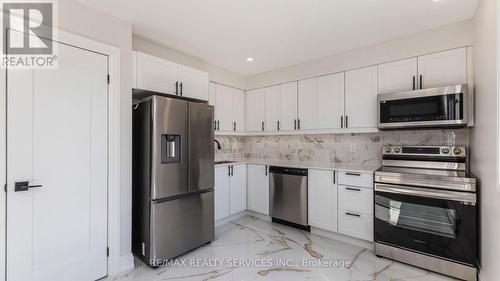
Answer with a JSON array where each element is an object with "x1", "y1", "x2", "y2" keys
[
  {"x1": 432, "y1": 0, "x2": 439, "y2": 2},
  {"x1": 246, "y1": 57, "x2": 254, "y2": 62}
]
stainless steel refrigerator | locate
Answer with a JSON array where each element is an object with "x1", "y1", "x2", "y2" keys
[{"x1": 132, "y1": 95, "x2": 214, "y2": 266}]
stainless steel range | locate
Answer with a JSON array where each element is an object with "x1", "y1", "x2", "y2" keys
[{"x1": 374, "y1": 146, "x2": 477, "y2": 281}]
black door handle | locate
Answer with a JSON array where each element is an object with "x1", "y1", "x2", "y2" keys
[{"x1": 15, "y1": 181, "x2": 42, "y2": 192}]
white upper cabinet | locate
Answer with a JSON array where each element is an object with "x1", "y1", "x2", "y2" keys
[
  {"x1": 417, "y1": 47, "x2": 467, "y2": 89},
  {"x1": 177, "y1": 64, "x2": 209, "y2": 100},
  {"x1": 298, "y1": 78, "x2": 317, "y2": 130},
  {"x1": 208, "y1": 82, "x2": 216, "y2": 107},
  {"x1": 345, "y1": 66, "x2": 378, "y2": 129},
  {"x1": 232, "y1": 89, "x2": 245, "y2": 132},
  {"x1": 317, "y1": 73, "x2": 344, "y2": 129},
  {"x1": 134, "y1": 51, "x2": 209, "y2": 100},
  {"x1": 378, "y1": 57, "x2": 418, "y2": 94},
  {"x1": 136, "y1": 52, "x2": 178, "y2": 95},
  {"x1": 265, "y1": 85, "x2": 281, "y2": 132},
  {"x1": 308, "y1": 169, "x2": 337, "y2": 232},
  {"x1": 246, "y1": 164, "x2": 269, "y2": 215},
  {"x1": 229, "y1": 164, "x2": 247, "y2": 215},
  {"x1": 132, "y1": 51, "x2": 137, "y2": 88},
  {"x1": 215, "y1": 84, "x2": 233, "y2": 132},
  {"x1": 280, "y1": 82, "x2": 298, "y2": 131},
  {"x1": 246, "y1": 89, "x2": 266, "y2": 132}
]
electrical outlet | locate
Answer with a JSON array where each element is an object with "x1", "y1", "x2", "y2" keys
[{"x1": 350, "y1": 143, "x2": 356, "y2": 153}]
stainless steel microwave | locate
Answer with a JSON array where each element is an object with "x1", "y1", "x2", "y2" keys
[{"x1": 377, "y1": 85, "x2": 469, "y2": 130}]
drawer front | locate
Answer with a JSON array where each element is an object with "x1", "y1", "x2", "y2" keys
[
  {"x1": 338, "y1": 185, "x2": 373, "y2": 215},
  {"x1": 338, "y1": 209, "x2": 373, "y2": 241},
  {"x1": 338, "y1": 171, "x2": 373, "y2": 188}
]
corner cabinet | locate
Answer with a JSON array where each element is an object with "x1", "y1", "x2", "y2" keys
[
  {"x1": 214, "y1": 164, "x2": 247, "y2": 222},
  {"x1": 212, "y1": 82, "x2": 245, "y2": 133},
  {"x1": 132, "y1": 51, "x2": 209, "y2": 101},
  {"x1": 245, "y1": 88, "x2": 266, "y2": 132}
]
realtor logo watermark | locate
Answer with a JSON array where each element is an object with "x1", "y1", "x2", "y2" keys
[{"x1": 2, "y1": 0, "x2": 58, "y2": 68}]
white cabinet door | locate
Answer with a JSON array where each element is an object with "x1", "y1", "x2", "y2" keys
[
  {"x1": 378, "y1": 57, "x2": 418, "y2": 94},
  {"x1": 230, "y1": 164, "x2": 247, "y2": 215},
  {"x1": 208, "y1": 82, "x2": 216, "y2": 131},
  {"x1": 177, "y1": 64, "x2": 209, "y2": 101},
  {"x1": 298, "y1": 78, "x2": 317, "y2": 130},
  {"x1": 417, "y1": 47, "x2": 467, "y2": 89},
  {"x1": 317, "y1": 73, "x2": 344, "y2": 129},
  {"x1": 338, "y1": 211, "x2": 373, "y2": 241},
  {"x1": 215, "y1": 84, "x2": 233, "y2": 132},
  {"x1": 308, "y1": 170, "x2": 337, "y2": 232},
  {"x1": 136, "y1": 52, "x2": 178, "y2": 94},
  {"x1": 215, "y1": 166, "x2": 230, "y2": 221},
  {"x1": 345, "y1": 66, "x2": 378, "y2": 129},
  {"x1": 232, "y1": 89, "x2": 245, "y2": 132},
  {"x1": 280, "y1": 82, "x2": 298, "y2": 131},
  {"x1": 265, "y1": 85, "x2": 281, "y2": 131},
  {"x1": 247, "y1": 164, "x2": 269, "y2": 215},
  {"x1": 245, "y1": 89, "x2": 266, "y2": 132}
]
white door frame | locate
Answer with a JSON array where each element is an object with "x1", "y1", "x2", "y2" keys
[{"x1": 0, "y1": 29, "x2": 124, "y2": 280}]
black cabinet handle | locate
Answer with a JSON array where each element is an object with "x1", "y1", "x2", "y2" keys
[
  {"x1": 345, "y1": 115, "x2": 348, "y2": 128},
  {"x1": 180, "y1": 82, "x2": 183, "y2": 96},
  {"x1": 233, "y1": 122, "x2": 236, "y2": 131},
  {"x1": 277, "y1": 121, "x2": 280, "y2": 131},
  {"x1": 228, "y1": 166, "x2": 231, "y2": 176},
  {"x1": 333, "y1": 171, "x2": 336, "y2": 184},
  {"x1": 265, "y1": 166, "x2": 268, "y2": 176},
  {"x1": 420, "y1": 75, "x2": 423, "y2": 90},
  {"x1": 412, "y1": 76, "x2": 416, "y2": 90},
  {"x1": 230, "y1": 165, "x2": 234, "y2": 176},
  {"x1": 345, "y1": 212, "x2": 361, "y2": 218},
  {"x1": 261, "y1": 122, "x2": 264, "y2": 131},
  {"x1": 294, "y1": 119, "x2": 297, "y2": 130},
  {"x1": 214, "y1": 120, "x2": 217, "y2": 130},
  {"x1": 175, "y1": 81, "x2": 179, "y2": 95},
  {"x1": 297, "y1": 119, "x2": 301, "y2": 130},
  {"x1": 345, "y1": 172, "x2": 361, "y2": 176},
  {"x1": 341, "y1": 116, "x2": 343, "y2": 128},
  {"x1": 345, "y1": 187, "x2": 361, "y2": 192},
  {"x1": 15, "y1": 181, "x2": 42, "y2": 192}
]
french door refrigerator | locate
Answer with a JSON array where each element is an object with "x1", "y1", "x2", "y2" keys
[{"x1": 132, "y1": 95, "x2": 214, "y2": 266}]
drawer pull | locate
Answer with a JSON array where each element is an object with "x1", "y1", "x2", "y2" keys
[
  {"x1": 345, "y1": 212, "x2": 361, "y2": 218},
  {"x1": 345, "y1": 187, "x2": 361, "y2": 192},
  {"x1": 345, "y1": 172, "x2": 361, "y2": 176}
]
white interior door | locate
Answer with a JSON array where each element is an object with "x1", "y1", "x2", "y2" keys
[{"x1": 7, "y1": 41, "x2": 108, "y2": 281}]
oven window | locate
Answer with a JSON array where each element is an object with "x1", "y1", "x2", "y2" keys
[
  {"x1": 379, "y1": 93, "x2": 463, "y2": 123},
  {"x1": 376, "y1": 197, "x2": 457, "y2": 238}
]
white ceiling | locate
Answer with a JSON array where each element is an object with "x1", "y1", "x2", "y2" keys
[{"x1": 77, "y1": 0, "x2": 478, "y2": 76}]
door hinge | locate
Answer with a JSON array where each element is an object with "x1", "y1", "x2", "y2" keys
[
  {"x1": 106, "y1": 247, "x2": 109, "y2": 257},
  {"x1": 107, "y1": 74, "x2": 110, "y2": 84}
]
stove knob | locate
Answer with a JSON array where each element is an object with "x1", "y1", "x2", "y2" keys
[
  {"x1": 453, "y1": 148, "x2": 463, "y2": 155},
  {"x1": 394, "y1": 147, "x2": 401, "y2": 153},
  {"x1": 385, "y1": 147, "x2": 392, "y2": 153},
  {"x1": 442, "y1": 148, "x2": 450, "y2": 154}
]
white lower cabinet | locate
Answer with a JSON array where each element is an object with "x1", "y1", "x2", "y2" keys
[
  {"x1": 338, "y1": 211, "x2": 373, "y2": 242},
  {"x1": 338, "y1": 185, "x2": 373, "y2": 215},
  {"x1": 308, "y1": 169, "x2": 337, "y2": 232},
  {"x1": 247, "y1": 164, "x2": 269, "y2": 215},
  {"x1": 230, "y1": 164, "x2": 247, "y2": 214},
  {"x1": 215, "y1": 164, "x2": 247, "y2": 222}
]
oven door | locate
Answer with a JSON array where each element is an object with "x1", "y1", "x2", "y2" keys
[
  {"x1": 374, "y1": 183, "x2": 477, "y2": 266},
  {"x1": 378, "y1": 92, "x2": 466, "y2": 129}
]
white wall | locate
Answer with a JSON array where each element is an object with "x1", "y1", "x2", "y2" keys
[
  {"x1": 58, "y1": 0, "x2": 134, "y2": 274},
  {"x1": 133, "y1": 35, "x2": 247, "y2": 89},
  {"x1": 246, "y1": 20, "x2": 474, "y2": 89},
  {"x1": 471, "y1": 0, "x2": 500, "y2": 280}
]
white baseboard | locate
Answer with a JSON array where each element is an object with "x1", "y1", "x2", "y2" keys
[
  {"x1": 311, "y1": 227, "x2": 374, "y2": 251},
  {"x1": 215, "y1": 211, "x2": 247, "y2": 227},
  {"x1": 478, "y1": 266, "x2": 486, "y2": 281},
  {"x1": 110, "y1": 253, "x2": 135, "y2": 276}
]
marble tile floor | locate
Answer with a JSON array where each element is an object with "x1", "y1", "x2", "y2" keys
[{"x1": 108, "y1": 215, "x2": 457, "y2": 281}]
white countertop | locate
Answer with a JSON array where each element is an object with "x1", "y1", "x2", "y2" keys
[{"x1": 215, "y1": 159, "x2": 379, "y2": 173}]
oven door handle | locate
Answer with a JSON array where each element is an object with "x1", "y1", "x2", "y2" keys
[{"x1": 375, "y1": 183, "x2": 476, "y2": 204}]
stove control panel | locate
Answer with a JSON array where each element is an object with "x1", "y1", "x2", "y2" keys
[{"x1": 382, "y1": 146, "x2": 466, "y2": 157}]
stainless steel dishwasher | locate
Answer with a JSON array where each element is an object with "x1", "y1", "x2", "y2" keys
[{"x1": 269, "y1": 166, "x2": 309, "y2": 230}]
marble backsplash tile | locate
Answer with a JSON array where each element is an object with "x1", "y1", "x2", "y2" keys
[{"x1": 215, "y1": 129, "x2": 469, "y2": 166}]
